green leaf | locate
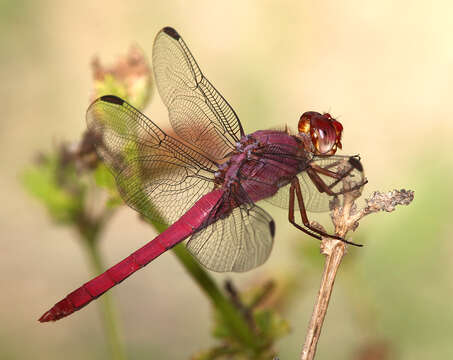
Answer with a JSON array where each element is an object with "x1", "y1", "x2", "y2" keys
[
  {"x1": 254, "y1": 310, "x2": 290, "y2": 340},
  {"x1": 94, "y1": 75, "x2": 128, "y2": 103},
  {"x1": 21, "y1": 156, "x2": 84, "y2": 224},
  {"x1": 93, "y1": 163, "x2": 116, "y2": 190}
]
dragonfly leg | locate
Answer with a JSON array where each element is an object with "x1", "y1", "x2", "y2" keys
[
  {"x1": 305, "y1": 162, "x2": 353, "y2": 194},
  {"x1": 289, "y1": 178, "x2": 344, "y2": 241},
  {"x1": 307, "y1": 166, "x2": 367, "y2": 196},
  {"x1": 309, "y1": 156, "x2": 366, "y2": 192},
  {"x1": 288, "y1": 180, "x2": 322, "y2": 240},
  {"x1": 309, "y1": 163, "x2": 343, "y2": 179},
  {"x1": 289, "y1": 177, "x2": 362, "y2": 246}
]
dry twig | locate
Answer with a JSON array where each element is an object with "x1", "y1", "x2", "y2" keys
[{"x1": 300, "y1": 182, "x2": 414, "y2": 360}]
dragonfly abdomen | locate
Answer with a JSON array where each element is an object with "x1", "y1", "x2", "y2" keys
[{"x1": 39, "y1": 190, "x2": 225, "y2": 322}]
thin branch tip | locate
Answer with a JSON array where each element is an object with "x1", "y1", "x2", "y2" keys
[{"x1": 365, "y1": 189, "x2": 414, "y2": 213}]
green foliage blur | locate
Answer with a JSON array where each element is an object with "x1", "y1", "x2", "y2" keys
[{"x1": 22, "y1": 154, "x2": 86, "y2": 224}]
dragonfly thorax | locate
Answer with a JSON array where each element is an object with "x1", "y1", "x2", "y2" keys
[
  {"x1": 214, "y1": 130, "x2": 312, "y2": 203},
  {"x1": 215, "y1": 135, "x2": 262, "y2": 189}
]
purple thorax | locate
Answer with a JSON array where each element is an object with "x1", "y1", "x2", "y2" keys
[{"x1": 216, "y1": 129, "x2": 312, "y2": 204}]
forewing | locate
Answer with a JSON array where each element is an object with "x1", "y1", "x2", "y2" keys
[
  {"x1": 153, "y1": 27, "x2": 244, "y2": 160},
  {"x1": 266, "y1": 155, "x2": 365, "y2": 212},
  {"x1": 86, "y1": 95, "x2": 217, "y2": 225},
  {"x1": 187, "y1": 202, "x2": 275, "y2": 272}
]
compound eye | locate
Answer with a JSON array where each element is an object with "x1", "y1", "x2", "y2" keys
[
  {"x1": 298, "y1": 112, "x2": 343, "y2": 154},
  {"x1": 311, "y1": 117, "x2": 338, "y2": 154},
  {"x1": 298, "y1": 112, "x2": 318, "y2": 134}
]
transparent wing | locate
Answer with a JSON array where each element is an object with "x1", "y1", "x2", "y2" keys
[
  {"x1": 86, "y1": 95, "x2": 217, "y2": 225},
  {"x1": 153, "y1": 27, "x2": 244, "y2": 160},
  {"x1": 187, "y1": 200, "x2": 275, "y2": 273},
  {"x1": 265, "y1": 155, "x2": 365, "y2": 212}
]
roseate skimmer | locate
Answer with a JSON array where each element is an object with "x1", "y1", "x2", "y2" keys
[{"x1": 39, "y1": 27, "x2": 365, "y2": 322}]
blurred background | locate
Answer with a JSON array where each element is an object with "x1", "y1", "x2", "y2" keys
[{"x1": 2, "y1": 0, "x2": 453, "y2": 359}]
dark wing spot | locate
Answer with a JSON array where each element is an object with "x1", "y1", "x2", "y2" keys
[
  {"x1": 269, "y1": 220, "x2": 276, "y2": 238},
  {"x1": 162, "y1": 27, "x2": 180, "y2": 40},
  {"x1": 348, "y1": 156, "x2": 363, "y2": 172},
  {"x1": 100, "y1": 95, "x2": 124, "y2": 105}
]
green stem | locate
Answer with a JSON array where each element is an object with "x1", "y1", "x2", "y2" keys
[
  {"x1": 173, "y1": 245, "x2": 261, "y2": 350},
  {"x1": 152, "y1": 222, "x2": 262, "y2": 353},
  {"x1": 83, "y1": 236, "x2": 127, "y2": 360}
]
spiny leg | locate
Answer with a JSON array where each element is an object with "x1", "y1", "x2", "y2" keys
[
  {"x1": 288, "y1": 179, "x2": 322, "y2": 240},
  {"x1": 309, "y1": 163, "x2": 342, "y2": 180},
  {"x1": 292, "y1": 177, "x2": 346, "y2": 240},
  {"x1": 306, "y1": 163, "x2": 351, "y2": 193},
  {"x1": 310, "y1": 156, "x2": 365, "y2": 191},
  {"x1": 306, "y1": 166, "x2": 367, "y2": 196},
  {"x1": 289, "y1": 179, "x2": 347, "y2": 242},
  {"x1": 305, "y1": 172, "x2": 364, "y2": 246},
  {"x1": 290, "y1": 177, "x2": 363, "y2": 247}
]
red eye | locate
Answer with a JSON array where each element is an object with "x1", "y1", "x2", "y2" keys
[{"x1": 298, "y1": 112, "x2": 343, "y2": 155}]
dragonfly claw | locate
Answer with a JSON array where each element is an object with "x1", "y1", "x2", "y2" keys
[
  {"x1": 326, "y1": 233, "x2": 363, "y2": 247},
  {"x1": 339, "y1": 237, "x2": 363, "y2": 247}
]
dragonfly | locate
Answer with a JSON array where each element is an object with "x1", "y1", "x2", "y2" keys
[{"x1": 39, "y1": 26, "x2": 365, "y2": 322}]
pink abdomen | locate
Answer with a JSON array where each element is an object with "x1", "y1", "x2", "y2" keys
[{"x1": 39, "y1": 189, "x2": 224, "y2": 322}]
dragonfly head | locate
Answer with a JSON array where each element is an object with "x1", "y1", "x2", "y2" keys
[{"x1": 298, "y1": 112, "x2": 343, "y2": 155}]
